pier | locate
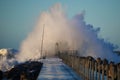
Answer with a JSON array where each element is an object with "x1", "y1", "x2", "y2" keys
[{"x1": 37, "y1": 58, "x2": 82, "y2": 80}]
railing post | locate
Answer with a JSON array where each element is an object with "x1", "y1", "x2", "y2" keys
[
  {"x1": 76, "y1": 56, "x2": 79, "y2": 72},
  {"x1": 102, "y1": 64, "x2": 104, "y2": 80},
  {"x1": 85, "y1": 58, "x2": 87, "y2": 79},
  {"x1": 71, "y1": 56, "x2": 73, "y2": 68},
  {"x1": 69, "y1": 55, "x2": 72, "y2": 67},
  {"x1": 88, "y1": 56, "x2": 94, "y2": 80},
  {"x1": 76, "y1": 56, "x2": 80, "y2": 74},
  {"x1": 83, "y1": 58, "x2": 86, "y2": 80},
  {"x1": 73, "y1": 56, "x2": 75, "y2": 69},
  {"x1": 102, "y1": 59, "x2": 108, "y2": 80},
  {"x1": 87, "y1": 58, "x2": 89, "y2": 80},
  {"x1": 89, "y1": 60, "x2": 91, "y2": 80},
  {"x1": 106, "y1": 64, "x2": 109, "y2": 80},
  {"x1": 109, "y1": 62, "x2": 115, "y2": 80},
  {"x1": 91, "y1": 59, "x2": 95, "y2": 80},
  {"x1": 75, "y1": 56, "x2": 77, "y2": 71},
  {"x1": 97, "y1": 58, "x2": 101, "y2": 80},
  {"x1": 95, "y1": 61, "x2": 97, "y2": 80},
  {"x1": 81, "y1": 58, "x2": 84, "y2": 76},
  {"x1": 117, "y1": 63, "x2": 120, "y2": 80},
  {"x1": 79, "y1": 57, "x2": 81, "y2": 75}
]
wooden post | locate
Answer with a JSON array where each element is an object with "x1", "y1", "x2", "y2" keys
[
  {"x1": 79, "y1": 57, "x2": 81, "y2": 75},
  {"x1": 67, "y1": 54, "x2": 69, "y2": 66},
  {"x1": 117, "y1": 63, "x2": 120, "y2": 80},
  {"x1": 83, "y1": 58, "x2": 86, "y2": 80},
  {"x1": 106, "y1": 64, "x2": 109, "y2": 80},
  {"x1": 78, "y1": 57, "x2": 80, "y2": 74},
  {"x1": 102, "y1": 59, "x2": 108, "y2": 80},
  {"x1": 109, "y1": 62, "x2": 115, "y2": 80},
  {"x1": 103, "y1": 59, "x2": 108, "y2": 80},
  {"x1": 89, "y1": 60, "x2": 91, "y2": 80},
  {"x1": 69, "y1": 55, "x2": 71, "y2": 66},
  {"x1": 95, "y1": 61, "x2": 98, "y2": 80},
  {"x1": 81, "y1": 58, "x2": 83, "y2": 76},
  {"x1": 97, "y1": 58, "x2": 101, "y2": 80},
  {"x1": 88, "y1": 56, "x2": 92, "y2": 80},
  {"x1": 76, "y1": 56, "x2": 80, "y2": 73},
  {"x1": 77, "y1": 56, "x2": 79, "y2": 72},
  {"x1": 85, "y1": 58, "x2": 88, "y2": 80},
  {"x1": 73, "y1": 56, "x2": 75, "y2": 69},
  {"x1": 91, "y1": 60, "x2": 95, "y2": 80},
  {"x1": 87, "y1": 58, "x2": 89, "y2": 80},
  {"x1": 80, "y1": 58, "x2": 82, "y2": 76},
  {"x1": 102, "y1": 64, "x2": 105, "y2": 80},
  {"x1": 71, "y1": 55, "x2": 73, "y2": 67},
  {"x1": 74, "y1": 56, "x2": 77, "y2": 71}
]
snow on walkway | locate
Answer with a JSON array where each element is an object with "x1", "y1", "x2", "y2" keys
[{"x1": 37, "y1": 58, "x2": 82, "y2": 80}]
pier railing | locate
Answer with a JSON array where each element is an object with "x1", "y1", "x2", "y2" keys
[{"x1": 58, "y1": 52, "x2": 120, "y2": 80}]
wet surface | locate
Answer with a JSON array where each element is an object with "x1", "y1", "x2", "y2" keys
[{"x1": 37, "y1": 58, "x2": 82, "y2": 80}]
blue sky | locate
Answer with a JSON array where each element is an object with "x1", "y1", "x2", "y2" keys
[{"x1": 0, "y1": 0, "x2": 120, "y2": 49}]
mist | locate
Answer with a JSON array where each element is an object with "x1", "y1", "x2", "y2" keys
[{"x1": 16, "y1": 3, "x2": 120, "y2": 63}]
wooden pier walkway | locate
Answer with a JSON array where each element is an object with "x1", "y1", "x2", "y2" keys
[{"x1": 37, "y1": 58, "x2": 82, "y2": 80}]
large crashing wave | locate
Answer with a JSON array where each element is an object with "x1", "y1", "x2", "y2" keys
[{"x1": 16, "y1": 3, "x2": 120, "y2": 63}]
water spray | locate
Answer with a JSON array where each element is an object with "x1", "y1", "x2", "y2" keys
[{"x1": 40, "y1": 24, "x2": 45, "y2": 59}]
